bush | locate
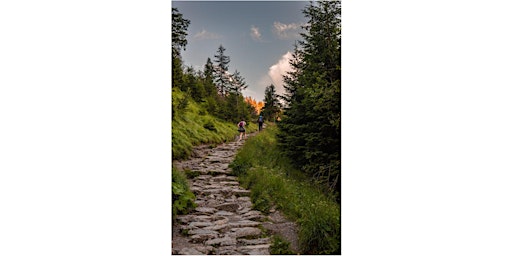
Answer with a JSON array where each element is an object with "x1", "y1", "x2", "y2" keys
[
  {"x1": 172, "y1": 167, "x2": 196, "y2": 220},
  {"x1": 270, "y1": 235, "x2": 295, "y2": 255}
]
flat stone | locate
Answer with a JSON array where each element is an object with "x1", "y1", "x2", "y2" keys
[
  {"x1": 238, "y1": 196, "x2": 251, "y2": 201},
  {"x1": 190, "y1": 233, "x2": 218, "y2": 243},
  {"x1": 193, "y1": 245, "x2": 214, "y2": 254},
  {"x1": 194, "y1": 207, "x2": 216, "y2": 214},
  {"x1": 188, "y1": 228, "x2": 219, "y2": 236},
  {"x1": 213, "y1": 175, "x2": 238, "y2": 182},
  {"x1": 187, "y1": 221, "x2": 213, "y2": 228},
  {"x1": 196, "y1": 175, "x2": 212, "y2": 180},
  {"x1": 205, "y1": 236, "x2": 237, "y2": 246},
  {"x1": 232, "y1": 227, "x2": 262, "y2": 238},
  {"x1": 214, "y1": 217, "x2": 229, "y2": 225},
  {"x1": 232, "y1": 189, "x2": 251, "y2": 196},
  {"x1": 214, "y1": 210, "x2": 234, "y2": 216},
  {"x1": 239, "y1": 238, "x2": 271, "y2": 245},
  {"x1": 175, "y1": 215, "x2": 193, "y2": 224},
  {"x1": 229, "y1": 220, "x2": 260, "y2": 228},
  {"x1": 219, "y1": 181, "x2": 239, "y2": 186},
  {"x1": 238, "y1": 244, "x2": 271, "y2": 255},
  {"x1": 238, "y1": 207, "x2": 252, "y2": 214},
  {"x1": 215, "y1": 203, "x2": 240, "y2": 212},
  {"x1": 204, "y1": 223, "x2": 228, "y2": 231},
  {"x1": 214, "y1": 246, "x2": 238, "y2": 255},
  {"x1": 178, "y1": 247, "x2": 202, "y2": 255}
]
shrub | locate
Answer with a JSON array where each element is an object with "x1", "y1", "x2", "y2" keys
[
  {"x1": 172, "y1": 167, "x2": 196, "y2": 220},
  {"x1": 270, "y1": 235, "x2": 295, "y2": 255}
]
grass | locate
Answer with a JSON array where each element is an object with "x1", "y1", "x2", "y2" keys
[
  {"x1": 172, "y1": 87, "x2": 257, "y2": 160},
  {"x1": 172, "y1": 166, "x2": 196, "y2": 220},
  {"x1": 230, "y1": 124, "x2": 341, "y2": 254}
]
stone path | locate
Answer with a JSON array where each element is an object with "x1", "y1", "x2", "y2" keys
[{"x1": 172, "y1": 138, "x2": 274, "y2": 255}]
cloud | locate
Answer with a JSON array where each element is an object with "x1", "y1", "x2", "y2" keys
[
  {"x1": 267, "y1": 51, "x2": 293, "y2": 96},
  {"x1": 272, "y1": 21, "x2": 302, "y2": 39},
  {"x1": 193, "y1": 29, "x2": 221, "y2": 40},
  {"x1": 250, "y1": 26, "x2": 262, "y2": 41}
]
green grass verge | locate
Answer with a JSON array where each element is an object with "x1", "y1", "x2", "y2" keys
[
  {"x1": 172, "y1": 87, "x2": 257, "y2": 160},
  {"x1": 230, "y1": 124, "x2": 341, "y2": 254},
  {"x1": 172, "y1": 166, "x2": 196, "y2": 221}
]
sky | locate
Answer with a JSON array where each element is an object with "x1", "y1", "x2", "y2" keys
[{"x1": 172, "y1": 1, "x2": 309, "y2": 102}]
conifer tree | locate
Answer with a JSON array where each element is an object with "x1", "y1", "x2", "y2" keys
[
  {"x1": 213, "y1": 45, "x2": 231, "y2": 97},
  {"x1": 278, "y1": 0, "x2": 341, "y2": 196},
  {"x1": 261, "y1": 84, "x2": 281, "y2": 122}
]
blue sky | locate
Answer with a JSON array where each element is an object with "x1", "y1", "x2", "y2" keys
[{"x1": 172, "y1": 1, "x2": 309, "y2": 101}]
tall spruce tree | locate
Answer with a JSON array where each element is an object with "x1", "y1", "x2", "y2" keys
[
  {"x1": 213, "y1": 45, "x2": 231, "y2": 97},
  {"x1": 278, "y1": 0, "x2": 341, "y2": 196}
]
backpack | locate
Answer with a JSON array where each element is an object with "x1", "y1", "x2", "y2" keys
[
  {"x1": 258, "y1": 116, "x2": 263, "y2": 122},
  {"x1": 238, "y1": 122, "x2": 243, "y2": 127}
]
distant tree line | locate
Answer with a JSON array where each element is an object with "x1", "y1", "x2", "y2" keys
[
  {"x1": 277, "y1": 0, "x2": 341, "y2": 199},
  {"x1": 172, "y1": 8, "x2": 257, "y2": 123}
]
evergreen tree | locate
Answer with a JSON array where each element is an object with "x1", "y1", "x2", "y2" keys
[
  {"x1": 213, "y1": 45, "x2": 231, "y2": 97},
  {"x1": 278, "y1": 0, "x2": 341, "y2": 197},
  {"x1": 172, "y1": 8, "x2": 190, "y2": 88},
  {"x1": 172, "y1": 8, "x2": 190, "y2": 59},
  {"x1": 261, "y1": 84, "x2": 281, "y2": 122}
]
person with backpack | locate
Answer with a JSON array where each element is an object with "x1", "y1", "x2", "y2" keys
[
  {"x1": 237, "y1": 119, "x2": 247, "y2": 142},
  {"x1": 257, "y1": 115, "x2": 264, "y2": 131}
]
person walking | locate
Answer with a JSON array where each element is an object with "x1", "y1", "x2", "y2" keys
[
  {"x1": 257, "y1": 115, "x2": 264, "y2": 131},
  {"x1": 237, "y1": 119, "x2": 247, "y2": 142}
]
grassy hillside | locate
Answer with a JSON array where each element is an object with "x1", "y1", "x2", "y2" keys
[
  {"x1": 172, "y1": 87, "x2": 257, "y2": 160},
  {"x1": 230, "y1": 124, "x2": 341, "y2": 254}
]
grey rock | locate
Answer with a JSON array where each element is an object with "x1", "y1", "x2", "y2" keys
[
  {"x1": 215, "y1": 203, "x2": 240, "y2": 212},
  {"x1": 194, "y1": 207, "x2": 216, "y2": 214},
  {"x1": 187, "y1": 221, "x2": 213, "y2": 228},
  {"x1": 232, "y1": 189, "x2": 251, "y2": 196},
  {"x1": 214, "y1": 210, "x2": 234, "y2": 216},
  {"x1": 232, "y1": 227, "x2": 262, "y2": 238},
  {"x1": 188, "y1": 228, "x2": 219, "y2": 236},
  {"x1": 204, "y1": 223, "x2": 228, "y2": 231},
  {"x1": 205, "y1": 236, "x2": 237, "y2": 246},
  {"x1": 229, "y1": 220, "x2": 260, "y2": 228},
  {"x1": 178, "y1": 247, "x2": 203, "y2": 255},
  {"x1": 190, "y1": 233, "x2": 218, "y2": 243},
  {"x1": 239, "y1": 237, "x2": 271, "y2": 245}
]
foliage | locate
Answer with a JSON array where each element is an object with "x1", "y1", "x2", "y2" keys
[
  {"x1": 270, "y1": 235, "x2": 295, "y2": 255},
  {"x1": 260, "y1": 84, "x2": 282, "y2": 122},
  {"x1": 278, "y1": 0, "x2": 341, "y2": 199},
  {"x1": 172, "y1": 8, "x2": 190, "y2": 59},
  {"x1": 230, "y1": 125, "x2": 340, "y2": 254},
  {"x1": 172, "y1": 167, "x2": 196, "y2": 220},
  {"x1": 213, "y1": 44, "x2": 231, "y2": 97}
]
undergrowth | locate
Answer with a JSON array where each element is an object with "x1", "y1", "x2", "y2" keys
[
  {"x1": 230, "y1": 124, "x2": 341, "y2": 254},
  {"x1": 172, "y1": 166, "x2": 196, "y2": 220}
]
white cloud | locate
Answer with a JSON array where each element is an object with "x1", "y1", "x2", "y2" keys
[
  {"x1": 193, "y1": 29, "x2": 221, "y2": 40},
  {"x1": 267, "y1": 51, "x2": 293, "y2": 97},
  {"x1": 250, "y1": 26, "x2": 262, "y2": 41},
  {"x1": 272, "y1": 21, "x2": 302, "y2": 39}
]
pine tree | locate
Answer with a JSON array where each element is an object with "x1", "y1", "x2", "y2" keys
[{"x1": 213, "y1": 45, "x2": 231, "y2": 97}]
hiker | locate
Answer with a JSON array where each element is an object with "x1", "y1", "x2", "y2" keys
[
  {"x1": 257, "y1": 115, "x2": 264, "y2": 131},
  {"x1": 237, "y1": 119, "x2": 247, "y2": 142}
]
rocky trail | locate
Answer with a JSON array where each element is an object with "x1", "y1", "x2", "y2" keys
[{"x1": 172, "y1": 137, "x2": 298, "y2": 255}]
